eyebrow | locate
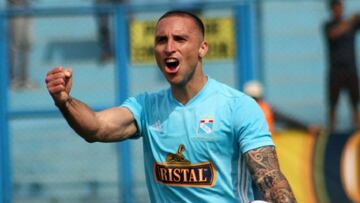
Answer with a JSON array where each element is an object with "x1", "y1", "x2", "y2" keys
[
  {"x1": 155, "y1": 33, "x2": 189, "y2": 40},
  {"x1": 154, "y1": 35, "x2": 166, "y2": 42}
]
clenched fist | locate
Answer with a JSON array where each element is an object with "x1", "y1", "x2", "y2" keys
[{"x1": 45, "y1": 66, "x2": 73, "y2": 107}]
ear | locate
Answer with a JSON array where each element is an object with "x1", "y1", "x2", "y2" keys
[{"x1": 198, "y1": 41, "x2": 208, "y2": 58}]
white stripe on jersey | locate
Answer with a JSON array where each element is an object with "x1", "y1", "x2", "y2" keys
[{"x1": 238, "y1": 154, "x2": 250, "y2": 203}]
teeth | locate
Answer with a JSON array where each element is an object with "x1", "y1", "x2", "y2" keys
[{"x1": 166, "y1": 58, "x2": 177, "y2": 63}]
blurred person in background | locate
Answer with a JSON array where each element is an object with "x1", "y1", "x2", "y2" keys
[
  {"x1": 46, "y1": 10, "x2": 296, "y2": 202},
  {"x1": 8, "y1": 0, "x2": 37, "y2": 89},
  {"x1": 244, "y1": 80, "x2": 321, "y2": 136},
  {"x1": 324, "y1": 0, "x2": 360, "y2": 131},
  {"x1": 94, "y1": 0, "x2": 128, "y2": 63}
]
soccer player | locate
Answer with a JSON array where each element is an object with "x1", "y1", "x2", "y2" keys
[{"x1": 45, "y1": 10, "x2": 297, "y2": 202}]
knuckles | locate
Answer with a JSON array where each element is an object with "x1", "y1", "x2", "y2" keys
[{"x1": 45, "y1": 67, "x2": 71, "y2": 96}]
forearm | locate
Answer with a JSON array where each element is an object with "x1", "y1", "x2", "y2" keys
[
  {"x1": 255, "y1": 169, "x2": 296, "y2": 203},
  {"x1": 328, "y1": 17, "x2": 357, "y2": 39},
  {"x1": 329, "y1": 22, "x2": 350, "y2": 39},
  {"x1": 57, "y1": 97, "x2": 100, "y2": 142},
  {"x1": 246, "y1": 146, "x2": 297, "y2": 203}
]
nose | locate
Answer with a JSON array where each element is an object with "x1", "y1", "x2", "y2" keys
[{"x1": 165, "y1": 39, "x2": 176, "y2": 54}]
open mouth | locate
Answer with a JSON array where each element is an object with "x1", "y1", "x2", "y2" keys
[{"x1": 165, "y1": 58, "x2": 180, "y2": 73}]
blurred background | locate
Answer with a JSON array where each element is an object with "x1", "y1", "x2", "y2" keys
[{"x1": 0, "y1": 0, "x2": 360, "y2": 203}]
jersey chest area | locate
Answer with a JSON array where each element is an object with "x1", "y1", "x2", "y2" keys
[
  {"x1": 143, "y1": 104, "x2": 237, "y2": 188},
  {"x1": 143, "y1": 103, "x2": 236, "y2": 160}
]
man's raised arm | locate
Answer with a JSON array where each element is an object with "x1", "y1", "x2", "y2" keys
[{"x1": 45, "y1": 67, "x2": 137, "y2": 143}]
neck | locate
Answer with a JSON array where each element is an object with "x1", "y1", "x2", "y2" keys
[
  {"x1": 333, "y1": 14, "x2": 342, "y2": 21},
  {"x1": 172, "y1": 74, "x2": 208, "y2": 105}
]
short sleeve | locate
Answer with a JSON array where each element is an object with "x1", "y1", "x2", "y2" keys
[
  {"x1": 233, "y1": 96, "x2": 274, "y2": 154},
  {"x1": 354, "y1": 14, "x2": 360, "y2": 30},
  {"x1": 121, "y1": 94, "x2": 145, "y2": 138}
]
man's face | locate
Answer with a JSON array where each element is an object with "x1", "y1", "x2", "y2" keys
[
  {"x1": 332, "y1": 3, "x2": 343, "y2": 19},
  {"x1": 154, "y1": 15, "x2": 208, "y2": 86}
]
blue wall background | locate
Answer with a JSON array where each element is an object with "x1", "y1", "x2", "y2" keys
[{"x1": 1, "y1": 0, "x2": 360, "y2": 203}]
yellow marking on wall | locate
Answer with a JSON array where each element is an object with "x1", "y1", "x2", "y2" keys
[{"x1": 272, "y1": 130, "x2": 317, "y2": 203}]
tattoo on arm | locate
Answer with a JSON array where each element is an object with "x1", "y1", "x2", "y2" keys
[{"x1": 245, "y1": 146, "x2": 297, "y2": 203}]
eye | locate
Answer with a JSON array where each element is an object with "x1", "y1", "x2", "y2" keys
[
  {"x1": 155, "y1": 36, "x2": 167, "y2": 44},
  {"x1": 174, "y1": 36, "x2": 186, "y2": 42}
]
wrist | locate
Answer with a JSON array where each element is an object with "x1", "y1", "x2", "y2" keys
[{"x1": 55, "y1": 97, "x2": 73, "y2": 110}]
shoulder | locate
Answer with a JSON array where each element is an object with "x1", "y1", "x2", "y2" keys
[
  {"x1": 323, "y1": 20, "x2": 335, "y2": 30},
  {"x1": 324, "y1": 19, "x2": 335, "y2": 26},
  {"x1": 122, "y1": 88, "x2": 170, "y2": 110},
  {"x1": 134, "y1": 88, "x2": 169, "y2": 103},
  {"x1": 353, "y1": 14, "x2": 360, "y2": 30},
  {"x1": 211, "y1": 79, "x2": 253, "y2": 102},
  {"x1": 209, "y1": 78, "x2": 245, "y2": 98},
  {"x1": 208, "y1": 78, "x2": 258, "y2": 112}
]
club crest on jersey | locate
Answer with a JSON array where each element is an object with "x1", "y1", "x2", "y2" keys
[
  {"x1": 198, "y1": 115, "x2": 214, "y2": 135},
  {"x1": 154, "y1": 144, "x2": 216, "y2": 187}
]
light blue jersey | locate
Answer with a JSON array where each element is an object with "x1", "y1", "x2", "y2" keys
[{"x1": 121, "y1": 77, "x2": 273, "y2": 203}]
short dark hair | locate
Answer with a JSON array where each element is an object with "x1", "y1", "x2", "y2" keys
[
  {"x1": 329, "y1": 0, "x2": 342, "y2": 9},
  {"x1": 157, "y1": 10, "x2": 205, "y2": 38}
]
